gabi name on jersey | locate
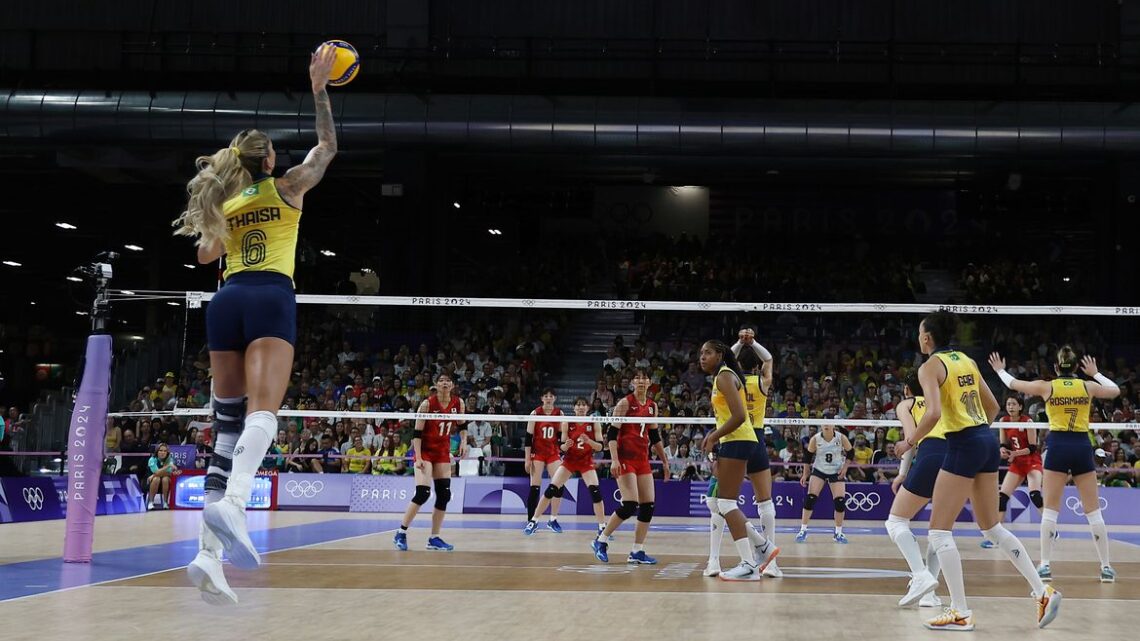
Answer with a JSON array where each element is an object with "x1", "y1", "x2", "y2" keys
[{"x1": 227, "y1": 207, "x2": 282, "y2": 231}]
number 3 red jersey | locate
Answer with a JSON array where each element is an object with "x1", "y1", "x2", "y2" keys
[
  {"x1": 999, "y1": 414, "x2": 1032, "y2": 451},
  {"x1": 617, "y1": 394, "x2": 656, "y2": 460},
  {"x1": 421, "y1": 394, "x2": 461, "y2": 462}
]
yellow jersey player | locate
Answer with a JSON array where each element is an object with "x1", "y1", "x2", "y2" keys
[
  {"x1": 699, "y1": 340, "x2": 779, "y2": 581},
  {"x1": 909, "y1": 311, "x2": 1059, "y2": 631},
  {"x1": 989, "y1": 346, "x2": 1120, "y2": 583},
  {"x1": 173, "y1": 44, "x2": 340, "y2": 606}
]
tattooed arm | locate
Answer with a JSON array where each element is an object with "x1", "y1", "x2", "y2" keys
[{"x1": 277, "y1": 44, "x2": 339, "y2": 207}]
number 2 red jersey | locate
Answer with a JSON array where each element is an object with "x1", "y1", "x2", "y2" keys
[
  {"x1": 618, "y1": 394, "x2": 656, "y2": 460},
  {"x1": 421, "y1": 394, "x2": 461, "y2": 462},
  {"x1": 563, "y1": 421, "x2": 598, "y2": 472}
]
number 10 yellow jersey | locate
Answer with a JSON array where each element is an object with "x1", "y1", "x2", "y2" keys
[{"x1": 932, "y1": 350, "x2": 987, "y2": 433}]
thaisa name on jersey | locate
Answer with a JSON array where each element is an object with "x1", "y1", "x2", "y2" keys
[{"x1": 227, "y1": 207, "x2": 281, "y2": 230}]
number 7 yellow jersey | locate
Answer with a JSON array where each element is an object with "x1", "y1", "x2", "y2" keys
[
  {"x1": 932, "y1": 350, "x2": 987, "y2": 433},
  {"x1": 1045, "y1": 377, "x2": 1091, "y2": 432},
  {"x1": 221, "y1": 177, "x2": 302, "y2": 282}
]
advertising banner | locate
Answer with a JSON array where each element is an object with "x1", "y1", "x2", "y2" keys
[
  {"x1": 0, "y1": 477, "x2": 65, "y2": 523},
  {"x1": 168, "y1": 445, "x2": 198, "y2": 470},
  {"x1": 52, "y1": 475, "x2": 145, "y2": 516},
  {"x1": 349, "y1": 475, "x2": 466, "y2": 513},
  {"x1": 278, "y1": 473, "x2": 354, "y2": 509},
  {"x1": 172, "y1": 470, "x2": 275, "y2": 510}
]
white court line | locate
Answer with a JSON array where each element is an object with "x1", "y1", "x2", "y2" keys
[{"x1": 1, "y1": 528, "x2": 395, "y2": 604}]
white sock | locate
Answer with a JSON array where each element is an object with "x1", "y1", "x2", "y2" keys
[
  {"x1": 709, "y1": 514, "x2": 726, "y2": 562},
  {"x1": 983, "y1": 524, "x2": 1047, "y2": 597},
  {"x1": 799, "y1": 523, "x2": 808, "y2": 533},
  {"x1": 595, "y1": 532, "x2": 607, "y2": 543},
  {"x1": 885, "y1": 515, "x2": 926, "y2": 575},
  {"x1": 835, "y1": 525, "x2": 843, "y2": 535},
  {"x1": 632, "y1": 543, "x2": 644, "y2": 553},
  {"x1": 224, "y1": 410, "x2": 276, "y2": 508},
  {"x1": 925, "y1": 540, "x2": 942, "y2": 580},
  {"x1": 929, "y1": 529, "x2": 969, "y2": 615},
  {"x1": 734, "y1": 537, "x2": 755, "y2": 564},
  {"x1": 1085, "y1": 509, "x2": 1110, "y2": 568},
  {"x1": 746, "y1": 522, "x2": 771, "y2": 552},
  {"x1": 198, "y1": 520, "x2": 223, "y2": 556},
  {"x1": 1040, "y1": 508, "x2": 1059, "y2": 565},
  {"x1": 757, "y1": 499, "x2": 777, "y2": 544}
]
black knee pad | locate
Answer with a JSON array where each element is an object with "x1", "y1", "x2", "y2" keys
[
  {"x1": 588, "y1": 485, "x2": 603, "y2": 504},
  {"x1": 833, "y1": 496, "x2": 847, "y2": 513},
  {"x1": 433, "y1": 478, "x2": 451, "y2": 510},
  {"x1": 804, "y1": 493, "x2": 818, "y2": 511},
  {"x1": 208, "y1": 452, "x2": 233, "y2": 474},
  {"x1": 1029, "y1": 490, "x2": 1043, "y2": 509},
  {"x1": 204, "y1": 472, "x2": 228, "y2": 494},
  {"x1": 212, "y1": 397, "x2": 246, "y2": 432},
  {"x1": 615, "y1": 500, "x2": 638, "y2": 520},
  {"x1": 412, "y1": 484, "x2": 431, "y2": 506},
  {"x1": 544, "y1": 484, "x2": 564, "y2": 499},
  {"x1": 637, "y1": 502, "x2": 655, "y2": 523},
  {"x1": 998, "y1": 492, "x2": 1011, "y2": 512}
]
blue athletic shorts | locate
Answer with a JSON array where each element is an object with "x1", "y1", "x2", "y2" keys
[
  {"x1": 718, "y1": 439, "x2": 758, "y2": 462},
  {"x1": 903, "y1": 437, "x2": 947, "y2": 499},
  {"x1": 1043, "y1": 431, "x2": 1096, "y2": 476},
  {"x1": 941, "y1": 424, "x2": 1001, "y2": 478},
  {"x1": 206, "y1": 271, "x2": 296, "y2": 351},
  {"x1": 747, "y1": 429, "x2": 770, "y2": 474}
]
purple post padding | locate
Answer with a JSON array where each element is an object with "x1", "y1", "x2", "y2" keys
[{"x1": 63, "y1": 334, "x2": 111, "y2": 562}]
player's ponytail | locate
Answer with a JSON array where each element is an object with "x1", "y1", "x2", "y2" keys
[
  {"x1": 173, "y1": 129, "x2": 271, "y2": 248},
  {"x1": 1056, "y1": 345, "x2": 1078, "y2": 375}
]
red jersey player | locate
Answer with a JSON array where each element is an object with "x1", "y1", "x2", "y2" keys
[
  {"x1": 524, "y1": 397, "x2": 607, "y2": 536},
  {"x1": 591, "y1": 369, "x2": 670, "y2": 564},
  {"x1": 525, "y1": 388, "x2": 565, "y2": 531},
  {"x1": 394, "y1": 372, "x2": 466, "y2": 552},
  {"x1": 982, "y1": 394, "x2": 1043, "y2": 548}
]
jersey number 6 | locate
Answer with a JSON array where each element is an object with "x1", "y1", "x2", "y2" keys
[{"x1": 241, "y1": 229, "x2": 268, "y2": 267}]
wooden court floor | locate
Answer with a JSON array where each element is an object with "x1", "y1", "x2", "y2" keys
[{"x1": 1, "y1": 512, "x2": 1137, "y2": 641}]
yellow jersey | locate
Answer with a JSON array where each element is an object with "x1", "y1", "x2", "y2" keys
[
  {"x1": 221, "y1": 177, "x2": 302, "y2": 282},
  {"x1": 910, "y1": 395, "x2": 946, "y2": 443},
  {"x1": 1046, "y1": 377, "x2": 1092, "y2": 433},
  {"x1": 743, "y1": 374, "x2": 767, "y2": 431},
  {"x1": 711, "y1": 366, "x2": 757, "y2": 443},
  {"x1": 932, "y1": 350, "x2": 987, "y2": 433},
  {"x1": 344, "y1": 446, "x2": 371, "y2": 473}
]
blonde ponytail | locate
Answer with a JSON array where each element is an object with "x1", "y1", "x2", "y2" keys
[
  {"x1": 172, "y1": 129, "x2": 271, "y2": 247},
  {"x1": 1057, "y1": 345, "x2": 1078, "y2": 375}
]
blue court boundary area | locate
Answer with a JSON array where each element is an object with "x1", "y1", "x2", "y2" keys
[{"x1": 2, "y1": 518, "x2": 1136, "y2": 602}]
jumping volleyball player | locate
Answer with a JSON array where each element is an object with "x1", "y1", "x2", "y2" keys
[
  {"x1": 174, "y1": 45, "x2": 340, "y2": 605},
  {"x1": 989, "y1": 347, "x2": 1119, "y2": 582},
  {"x1": 524, "y1": 397, "x2": 607, "y2": 535},
  {"x1": 394, "y1": 372, "x2": 467, "y2": 551},
  {"x1": 979, "y1": 394, "x2": 1043, "y2": 548},
  {"x1": 699, "y1": 339, "x2": 779, "y2": 580},
  {"x1": 885, "y1": 373, "x2": 945, "y2": 609},
  {"x1": 909, "y1": 311, "x2": 1059, "y2": 631},
  {"x1": 591, "y1": 369, "x2": 671, "y2": 564},
  {"x1": 524, "y1": 388, "x2": 565, "y2": 532}
]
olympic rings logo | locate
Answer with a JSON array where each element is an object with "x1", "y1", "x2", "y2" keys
[
  {"x1": 23, "y1": 487, "x2": 45, "y2": 511},
  {"x1": 284, "y1": 480, "x2": 324, "y2": 499},
  {"x1": 845, "y1": 492, "x2": 881, "y2": 512},
  {"x1": 1065, "y1": 495, "x2": 1108, "y2": 516},
  {"x1": 522, "y1": 299, "x2": 535, "y2": 307}
]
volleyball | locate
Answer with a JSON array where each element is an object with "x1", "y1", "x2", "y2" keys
[{"x1": 322, "y1": 40, "x2": 360, "y2": 87}]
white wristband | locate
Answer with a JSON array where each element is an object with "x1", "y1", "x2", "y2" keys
[
  {"x1": 1093, "y1": 372, "x2": 1118, "y2": 389},
  {"x1": 997, "y1": 369, "x2": 1016, "y2": 388}
]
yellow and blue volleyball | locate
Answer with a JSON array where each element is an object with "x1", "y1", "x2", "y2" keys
[{"x1": 323, "y1": 40, "x2": 360, "y2": 87}]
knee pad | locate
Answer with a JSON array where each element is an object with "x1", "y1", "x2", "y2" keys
[
  {"x1": 998, "y1": 492, "x2": 1011, "y2": 513},
  {"x1": 433, "y1": 478, "x2": 452, "y2": 510},
  {"x1": 1029, "y1": 490, "x2": 1043, "y2": 510},
  {"x1": 833, "y1": 496, "x2": 847, "y2": 513},
  {"x1": 716, "y1": 498, "x2": 740, "y2": 517},
  {"x1": 204, "y1": 472, "x2": 228, "y2": 494},
  {"x1": 212, "y1": 395, "x2": 246, "y2": 432},
  {"x1": 544, "y1": 484, "x2": 564, "y2": 499},
  {"x1": 412, "y1": 484, "x2": 431, "y2": 506},
  {"x1": 615, "y1": 500, "x2": 638, "y2": 520},
  {"x1": 588, "y1": 485, "x2": 603, "y2": 504},
  {"x1": 884, "y1": 514, "x2": 911, "y2": 543},
  {"x1": 637, "y1": 502, "x2": 655, "y2": 523},
  {"x1": 804, "y1": 493, "x2": 818, "y2": 511}
]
